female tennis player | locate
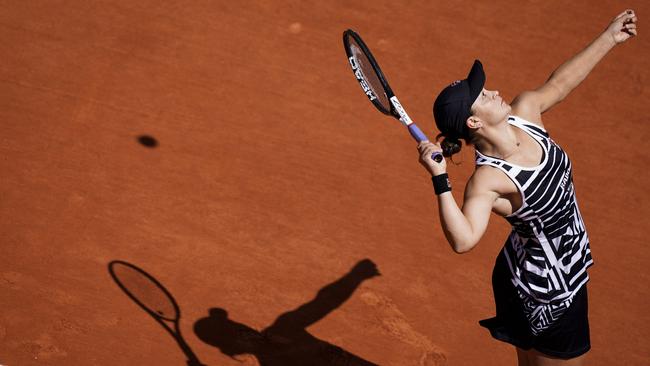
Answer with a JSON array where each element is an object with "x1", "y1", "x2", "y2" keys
[{"x1": 417, "y1": 10, "x2": 637, "y2": 366}]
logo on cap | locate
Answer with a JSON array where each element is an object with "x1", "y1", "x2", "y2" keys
[{"x1": 449, "y1": 80, "x2": 461, "y2": 87}]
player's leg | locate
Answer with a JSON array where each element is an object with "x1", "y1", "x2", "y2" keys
[
  {"x1": 525, "y1": 348, "x2": 586, "y2": 366},
  {"x1": 516, "y1": 347, "x2": 529, "y2": 366}
]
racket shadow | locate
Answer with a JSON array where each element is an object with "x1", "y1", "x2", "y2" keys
[
  {"x1": 108, "y1": 260, "x2": 206, "y2": 366},
  {"x1": 194, "y1": 258, "x2": 380, "y2": 366}
]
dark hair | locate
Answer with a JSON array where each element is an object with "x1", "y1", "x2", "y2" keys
[
  {"x1": 438, "y1": 134, "x2": 462, "y2": 157},
  {"x1": 436, "y1": 131, "x2": 475, "y2": 159}
]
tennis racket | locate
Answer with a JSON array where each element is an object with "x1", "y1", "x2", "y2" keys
[
  {"x1": 108, "y1": 261, "x2": 206, "y2": 366},
  {"x1": 343, "y1": 29, "x2": 443, "y2": 163}
]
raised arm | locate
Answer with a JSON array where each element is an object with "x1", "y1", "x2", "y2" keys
[{"x1": 513, "y1": 9, "x2": 638, "y2": 122}]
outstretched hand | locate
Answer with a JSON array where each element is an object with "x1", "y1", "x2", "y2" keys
[
  {"x1": 350, "y1": 259, "x2": 380, "y2": 279},
  {"x1": 606, "y1": 9, "x2": 637, "y2": 44}
]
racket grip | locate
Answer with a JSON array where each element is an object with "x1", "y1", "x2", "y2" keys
[{"x1": 408, "y1": 124, "x2": 443, "y2": 163}]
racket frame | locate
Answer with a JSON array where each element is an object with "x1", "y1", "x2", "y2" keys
[{"x1": 343, "y1": 29, "x2": 442, "y2": 162}]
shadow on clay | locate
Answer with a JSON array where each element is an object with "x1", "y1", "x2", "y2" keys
[
  {"x1": 137, "y1": 134, "x2": 159, "y2": 148},
  {"x1": 108, "y1": 260, "x2": 206, "y2": 366},
  {"x1": 194, "y1": 258, "x2": 381, "y2": 365}
]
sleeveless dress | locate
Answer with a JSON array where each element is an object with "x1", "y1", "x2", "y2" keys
[{"x1": 476, "y1": 115, "x2": 593, "y2": 336}]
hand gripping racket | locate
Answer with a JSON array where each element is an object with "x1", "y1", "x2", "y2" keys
[
  {"x1": 343, "y1": 29, "x2": 443, "y2": 163},
  {"x1": 109, "y1": 261, "x2": 206, "y2": 366}
]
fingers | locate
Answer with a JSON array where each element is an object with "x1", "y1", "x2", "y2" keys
[
  {"x1": 623, "y1": 27, "x2": 638, "y2": 37},
  {"x1": 614, "y1": 9, "x2": 637, "y2": 29},
  {"x1": 615, "y1": 9, "x2": 635, "y2": 20},
  {"x1": 418, "y1": 146, "x2": 444, "y2": 167},
  {"x1": 417, "y1": 141, "x2": 446, "y2": 176},
  {"x1": 623, "y1": 16, "x2": 638, "y2": 36},
  {"x1": 623, "y1": 14, "x2": 638, "y2": 25},
  {"x1": 624, "y1": 22, "x2": 637, "y2": 30},
  {"x1": 610, "y1": 9, "x2": 638, "y2": 40},
  {"x1": 624, "y1": 23, "x2": 637, "y2": 32},
  {"x1": 417, "y1": 141, "x2": 442, "y2": 156},
  {"x1": 417, "y1": 140, "x2": 440, "y2": 148}
]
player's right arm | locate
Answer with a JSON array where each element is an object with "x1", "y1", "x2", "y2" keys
[
  {"x1": 418, "y1": 142, "x2": 498, "y2": 254},
  {"x1": 438, "y1": 169, "x2": 498, "y2": 253}
]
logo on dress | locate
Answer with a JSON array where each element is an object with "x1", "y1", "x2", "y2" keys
[{"x1": 559, "y1": 170, "x2": 571, "y2": 192}]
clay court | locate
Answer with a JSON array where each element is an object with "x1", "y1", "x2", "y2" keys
[{"x1": 1, "y1": 1, "x2": 648, "y2": 365}]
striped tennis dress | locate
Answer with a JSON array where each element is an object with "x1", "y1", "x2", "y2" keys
[{"x1": 476, "y1": 115, "x2": 594, "y2": 335}]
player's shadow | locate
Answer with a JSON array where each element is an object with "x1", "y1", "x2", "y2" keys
[{"x1": 194, "y1": 259, "x2": 380, "y2": 365}]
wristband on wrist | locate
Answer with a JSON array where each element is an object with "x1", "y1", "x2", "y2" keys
[{"x1": 432, "y1": 173, "x2": 451, "y2": 195}]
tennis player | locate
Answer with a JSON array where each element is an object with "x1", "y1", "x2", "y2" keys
[{"x1": 417, "y1": 10, "x2": 637, "y2": 366}]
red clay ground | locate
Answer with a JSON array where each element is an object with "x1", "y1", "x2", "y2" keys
[{"x1": 1, "y1": 1, "x2": 649, "y2": 365}]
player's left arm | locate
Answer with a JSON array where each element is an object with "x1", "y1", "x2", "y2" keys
[{"x1": 512, "y1": 9, "x2": 638, "y2": 125}]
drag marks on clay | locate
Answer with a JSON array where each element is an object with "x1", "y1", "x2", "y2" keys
[
  {"x1": 404, "y1": 277, "x2": 433, "y2": 300},
  {"x1": 0, "y1": 271, "x2": 26, "y2": 289},
  {"x1": 360, "y1": 291, "x2": 446, "y2": 366},
  {"x1": 17, "y1": 333, "x2": 68, "y2": 361},
  {"x1": 52, "y1": 317, "x2": 88, "y2": 335}
]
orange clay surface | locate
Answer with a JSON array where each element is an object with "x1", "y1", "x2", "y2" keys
[{"x1": 1, "y1": 1, "x2": 649, "y2": 365}]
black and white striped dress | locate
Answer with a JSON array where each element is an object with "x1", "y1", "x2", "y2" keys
[{"x1": 476, "y1": 115, "x2": 593, "y2": 335}]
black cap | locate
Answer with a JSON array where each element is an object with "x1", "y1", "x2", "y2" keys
[{"x1": 433, "y1": 60, "x2": 485, "y2": 140}]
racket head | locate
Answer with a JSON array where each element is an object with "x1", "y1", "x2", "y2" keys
[
  {"x1": 109, "y1": 260, "x2": 180, "y2": 322},
  {"x1": 343, "y1": 29, "x2": 395, "y2": 116}
]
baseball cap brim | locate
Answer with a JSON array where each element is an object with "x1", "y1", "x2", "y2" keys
[{"x1": 467, "y1": 60, "x2": 485, "y2": 106}]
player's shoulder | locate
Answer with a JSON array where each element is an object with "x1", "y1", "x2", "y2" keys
[
  {"x1": 466, "y1": 165, "x2": 517, "y2": 197},
  {"x1": 466, "y1": 165, "x2": 501, "y2": 195},
  {"x1": 511, "y1": 91, "x2": 546, "y2": 130}
]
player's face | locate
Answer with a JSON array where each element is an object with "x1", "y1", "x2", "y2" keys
[{"x1": 470, "y1": 88, "x2": 511, "y2": 124}]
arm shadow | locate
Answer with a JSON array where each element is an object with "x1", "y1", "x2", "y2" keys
[{"x1": 193, "y1": 258, "x2": 381, "y2": 366}]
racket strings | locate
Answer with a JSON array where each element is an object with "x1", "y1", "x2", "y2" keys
[
  {"x1": 347, "y1": 39, "x2": 391, "y2": 111},
  {"x1": 112, "y1": 264, "x2": 179, "y2": 321}
]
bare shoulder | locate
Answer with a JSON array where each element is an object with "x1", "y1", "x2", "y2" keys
[
  {"x1": 466, "y1": 165, "x2": 518, "y2": 198},
  {"x1": 465, "y1": 165, "x2": 502, "y2": 198},
  {"x1": 511, "y1": 91, "x2": 546, "y2": 129}
]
